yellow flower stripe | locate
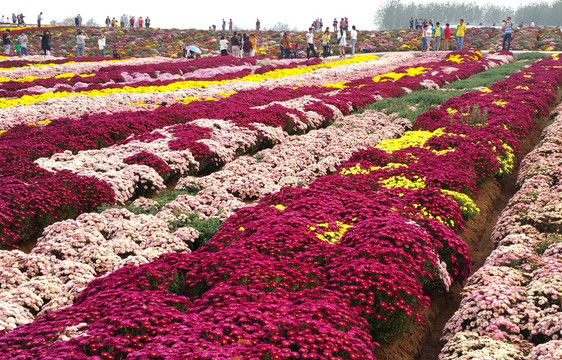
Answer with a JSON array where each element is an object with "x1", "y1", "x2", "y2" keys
[
  {"x1": 442, "y1": 189, "x2": 480, "y2": 219},
  {"x1": 381, "y1": 175, "x2": 426, "y2": 190},
  {"x1": 375, "y1": 128, "x2": 446, "y2": 153},
  {"x1": 340, "y1": 162, "x2": 407, "y2": 176},
  {"x1": 26, "y1": 119, "x2": 51, "y2": 126},
  {"x1": 308, "y1": 221, "x2": 353, "y2": 244},
  {"x1": 0, "y1": 56, "x2": 380, "y2": 109},
  {"x1": 446, "y1": 51, "x2": 480, "y2": 64},
  {"x1": 496, "y1": 144, "x2": 515, "y2": 177},
  {"x1": 372, "y1": 66, "x2": 429, "y2": 82}
]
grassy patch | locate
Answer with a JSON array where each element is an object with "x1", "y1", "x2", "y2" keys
[
  {"x1": 365, "y1": 89, "x2": 464, "y2": 122},
  {"x1": 169, "y1": 212, "x2": 224, "y2": 250},
  {"x1": 95, "y1": 187, "x2": 200, "y2": 216},
  {"x1": 514, "y1": 52, "x2": 549, "y2": 61},
  {"x1": 442, "y1": 59, "x2": 536, "y2": 90},
  {"x1": 363, "y1": 59, "x2": 539, "y2": 123}
]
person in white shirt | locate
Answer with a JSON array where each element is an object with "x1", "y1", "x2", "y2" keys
[
  {"x1": 17, "y1": 33, "x2": 28, "y2": 56},
  {"x1": 337, "y1": 28, "x2": 346, "y2": 57},
  {"x1": 305, "y1": 27, "x2": 317, "y2": 58},
  {"x1": 219, "y1": 35, "x2": 228, "y2": 56},
  {"x1": 425, "y1": 25, "x2": 432, "y2": 52},
  {"x1": 37, "y1": 12, "x2": 43, "y2": 27},
  {"x1": 98, "y1": 33, "x2": 106, "y2": 56},
  {"x1": 350, "y1": 25, "x2": 358, "y2": 55}
]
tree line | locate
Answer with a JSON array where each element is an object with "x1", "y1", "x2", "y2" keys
[{"x1": 375, "y1": 0, "x2": 562, "y2": 29}]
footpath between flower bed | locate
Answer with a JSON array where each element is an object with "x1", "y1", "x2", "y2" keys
[{"x1": 0, "y1": 54, "x2": 560, "y2": 359}]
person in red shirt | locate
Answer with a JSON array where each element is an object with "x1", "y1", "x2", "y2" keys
[
  {"x1": 442, "y1": 23, "x2": 451, "y2": 51},
  {"x1": 138, "y1": 17, "x2": 144, "y2": 28}
]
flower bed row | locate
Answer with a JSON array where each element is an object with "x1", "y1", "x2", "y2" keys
[
  {"x1": 0, "y1": 54, "x2": 559, "y2": 359},
  {"x1": 439, "y1": 102, "x2": 562, "y2": 360},
  {"x1": 0, "y1": 53, "x2": 389, "y2": 129},
  {"x1": 0, "y1": 110, "x2": 409, "y2": 332},
  {"x1": 0, "y1": 57, "x2": 320, "y2": 98},
  {"x1": 0, "y1": 51, "x2": 508, "y2": 248}
]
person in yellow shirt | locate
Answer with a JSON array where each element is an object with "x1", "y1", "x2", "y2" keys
[
  {"x1": 250, "y1": 33, "x2": 257, "y2": 56},
  {"x1": 432, "y1": 22, "x2": 443, "y2": 51},
  {"x1": 456, "y1": 19, "x2": 466, "y2": 50}
]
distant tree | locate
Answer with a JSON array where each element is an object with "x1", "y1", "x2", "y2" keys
[
  {"x1": 57, "y1": 17, "x2": 76, "y2": 26},
  {"x1": 84, "y1": 18, "x2": 99, "y2": 27},
  {"x1": 375, "y1": 0, "x2": 523, "y2": 29},
  {"x1": 269, "y1": 22, "x2": 292, "y2": 31}
]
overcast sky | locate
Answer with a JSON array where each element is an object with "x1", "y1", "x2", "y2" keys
[{"x1": 2, "y1": 0, "x2": 544, "y2": 31}]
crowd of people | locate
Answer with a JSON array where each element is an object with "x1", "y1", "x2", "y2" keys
[{"x1": 419, "y1": 20, "x2": 461, "y2": 52}]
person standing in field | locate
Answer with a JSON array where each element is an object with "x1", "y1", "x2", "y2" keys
[
  {"x1": 145, "y1": 17, "x2": 151, "y2": 28},
  {"x1": 2, "y1": 29, "x2": 11, "y2": 55},
  {"x1": 442, "y1": 23, "x2": 451, "y2": 50},
  {"x1": 421, "y1": 24, "x2": 428, "y2": 52},
  {"x1": 229, "y1": 19, "x2": 233, "y2": 31},
  {"x1": 256, "y1": 19, "x2": 260, "y2": 31},
  {"x1": 17, "y1": 32, "x2": 28, "y2": 55},
  {"x1": 242, "y1": 34, "x2": 252, "y2": 57},
  {"x1": 76, "y1": 30, "x2": 87, "y2": 57},
  {"x1": 456, "y1": 19, "x2": 466, "y2": 50},
  {"x1": 40, "y1": 29, "x2": 51, "y2": 55},
  {"x1": 98, "y1": 33, "x2": 106, "y2": 56},
  {"x1": 219, "y1": 35, "x2": 228, "y2": 56},
  {"x1": 333, "y1": 18, "x2": 338, "y2": 32},
  {"x1": 502, "y1": 16, "x2": 513, "y2": 50},
  {"x1": 321, "y1": 27, "x2": 331, "y2": 59},
  {"x1": 138, "y1": 17, "x2": 144, "y2": 28},
  {"x1": 250, "y1": 33, "x2": 257, "y2": 56},
  {"x1": 337, "y1": 27, "x2": 346, "y2": 57},
  {"x1": 350, "y1": 25, "x2": 357, "y2": 55},
  {"x1": 306, "y1": 27, "x2": 317, "y2": 58},
  {"x1": 282, "y1": 32, "x2": 291, "y2": 59},
  {"x1": 37, "y1": 12, "x2": 43, "y2": 27},
  {"x1": 105, "y1": 16, "x2": 110, "y2": 27},
  {"x1": 230, "y1": 31, "x2": 241, "y2": 57},
  {"x1": 432, "y1": 21, "x2": 443, "y2": 51}
]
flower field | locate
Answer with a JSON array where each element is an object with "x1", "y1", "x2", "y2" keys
[
  {"x1": 0, "y1": 45, "x2": 562, "y2": 359},
  {"x1": 1, "y1": 25, "x2": 561, "y2": 59}
]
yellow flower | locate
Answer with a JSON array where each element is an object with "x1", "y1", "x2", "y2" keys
[
  {"x1": 492, "y1": 100, "x2": 507, "y2": 107},
  {"x1": 375, "y1": 128, "x2": 446, "y2": 153},
  {"x1": 373, "y1": 66, "x2": 429, "y2": 82},
  {"x1": 307, "y1": 221, "x2": 353, "y2": 244},
  {"x1": 26, "y1": 119, "x2": 51, "y2": 126}
]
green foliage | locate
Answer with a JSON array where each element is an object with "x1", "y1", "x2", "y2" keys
[
  {"x1": 536, "y1": 235, "x2": 562, "y2": 256},
  {"x1": 375, "y1": 0, "x2": 562, "y2": 29},
  {"x1": 169, "y1": 211, "x2": 224, "y2": 250},
  {"x1": 95, "y1": 187, "x2": 201, "y2": 215},
  {"x1": 452, "y1": 104, "x2": 488, "y2": 126},
  {"x1": 514, "y1": 52, "x2": 549, "y2": 61},
  {"x1": 442, "y1": 59, "x2": 535, "y2": 89},
  {"x1": 366, "y1": 89, "x2": 464, "y2": 122},
  {"x1": 365, "y1": 60, "x2": 535, "y2": 123}
]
